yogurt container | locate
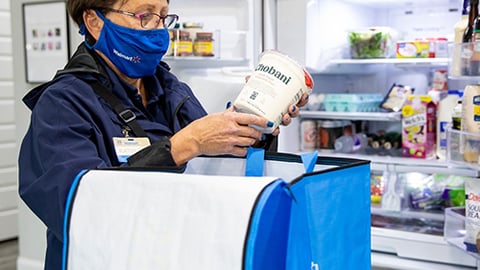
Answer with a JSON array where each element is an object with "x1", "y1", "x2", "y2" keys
[{"x1": 233, "y1": 50, "x2": 314, "y2": 133}]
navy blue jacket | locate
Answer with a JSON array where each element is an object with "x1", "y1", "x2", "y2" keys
[{"x1": 18, "y1": 44, "x2": 207, "y2": 269}]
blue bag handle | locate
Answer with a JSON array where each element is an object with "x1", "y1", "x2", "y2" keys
[
  {"x1": 301, "y1": 150, "x2": 318, "y2": 173},
  {"x1": 246, "y1": 148, "x2": 265, "y2": 176},
  {"x1": 245, "y1": 148, "x2": 318, "y2": 176}
]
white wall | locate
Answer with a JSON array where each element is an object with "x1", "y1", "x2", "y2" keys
[{"x1": 0, "y1": 0, "x2": 18, "y2": 242}]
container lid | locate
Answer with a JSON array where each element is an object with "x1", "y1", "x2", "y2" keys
[{"x1": 447, "y1": 89, "x2": 460, "y2": 95}]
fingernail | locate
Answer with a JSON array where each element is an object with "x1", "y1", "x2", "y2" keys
[
  {"x1": 267, "y1": 121, "x2": 274, "y2": 128},
  {"x1": 291, "y1": 106, "x2": 296, "y2": 113},
  {"x1": 261, "y1": 134, "x2": 266, "y2": 141},
  {"x1": 226, "y1": 101, "x2": 232, "y2": 109}
]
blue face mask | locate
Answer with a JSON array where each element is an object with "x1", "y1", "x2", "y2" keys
[{"x1": 82, "y1": 10, "x2": 170, "y2": 78}]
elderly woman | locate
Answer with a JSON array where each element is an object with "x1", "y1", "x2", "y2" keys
[{"x1": 18, "y1": 0, "x2": 308, "y2": 268}]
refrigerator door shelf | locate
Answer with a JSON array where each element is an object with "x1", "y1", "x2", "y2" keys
[
  {"x1": 372, "y1": 251, "x2": 477, "y2": 270},
  {"x1": 372, "y1": 227, "x2": 478, "y2": 268}
]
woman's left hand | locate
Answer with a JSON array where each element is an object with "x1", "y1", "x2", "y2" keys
[
  {"x1": 243, "y1": 75, "x2": 309, "y2": 136},
  {"x1": 273, "y1": 92, "x2": 309, "y2": 131}
]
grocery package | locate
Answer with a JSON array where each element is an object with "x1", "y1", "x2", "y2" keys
[
  {"x1": 323, "y1": 93, "x2": 383, "y2": 112},
  {"x1": 396, "y1": 37, "x2": 448, "y2": 58},
  {"x1": 465, "y1": 178, "x2": 480, "y2": 253},
  {"x1": 408, "y1": 174, "x2": 466, "y2": 211},
  {"x1": 348, "y1": 27, "x2": 397, "y2": 59},
  {"x1": 461, "y1": 84, "x2": 480, "y2": 163},
  {"x1": 168, "y1": 22, "x2": 216, "y2": 58},
  {"x1": 396, "y1": 40, "x2": 429, "y2": 58},
  {"x1": 371, "y1": 174, "x2": 383, "y2": 205},
  {"x1": 402, "y1": 95, "x2": 437, "y2": 159},
  {"x1": 380, "y1": 83, "x2": 415, "y2": 112}
]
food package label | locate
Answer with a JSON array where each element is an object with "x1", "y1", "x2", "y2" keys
[
  {"x1": 396, "y1": 41, "x2": 430, "y2": 58},
  {"x1": 402, "y1": 95, "x2": 436, "y2": 159},
  {"x1": 465, "y1": 178, "x2": 480, "y2": 253}
]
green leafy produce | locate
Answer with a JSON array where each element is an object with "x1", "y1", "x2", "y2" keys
[{"x1": 349, "y1": 30, "x2": 390, "y2": 59}]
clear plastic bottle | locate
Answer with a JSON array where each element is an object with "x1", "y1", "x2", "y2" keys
[
  {"x1": 334, "y1": 134, "x2": 368, "y2": 153},
  {"x1": 452, "y1": 0, "x2": 471, "y2": 76},
  {"x1": 436, "y1": 90, "x2": 461, "y2": 160}
]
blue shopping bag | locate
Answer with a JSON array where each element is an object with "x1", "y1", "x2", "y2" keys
[
  {"x1": 244, "y1": 149, "x2": 371, "y2": 270},
  {"x1": 63, "y1": 149, "x2": 370, "y2": 270}
]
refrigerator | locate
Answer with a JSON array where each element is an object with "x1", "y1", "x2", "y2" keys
[{"x1": 270, "y1": 0, "x2": 479, "y2": 269}]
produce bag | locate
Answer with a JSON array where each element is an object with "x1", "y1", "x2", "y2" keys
[{"x1": 62, "y1": 149, "x2": 371, "y2": 270}]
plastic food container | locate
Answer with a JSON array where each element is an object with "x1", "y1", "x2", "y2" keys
[
  {"x1": 323, "y1": 93, "x2": 384, "y2": 112},
  {"x1": 348, "y1": 27, "x2": 397, "y2": 59}
]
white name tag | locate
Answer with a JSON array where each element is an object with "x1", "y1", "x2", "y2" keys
[{"x1": 113, "y1": 137, "x2": 151, "y2": 163}]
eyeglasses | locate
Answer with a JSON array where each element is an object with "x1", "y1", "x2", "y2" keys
[{"x1": 101, "y1": 8, "x2": 178, "y2": 30}]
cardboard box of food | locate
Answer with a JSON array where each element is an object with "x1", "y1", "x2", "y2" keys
[
  {"x1": 402, "y1": 95, "x2": 436, "y2": 158},
  {"x1": 396, "y1": 41, "x2": 430, "y2": 58}
]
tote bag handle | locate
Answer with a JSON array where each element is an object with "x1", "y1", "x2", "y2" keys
[{"x1": 245, "y1": 148, "x2": 318, "y2": 177}]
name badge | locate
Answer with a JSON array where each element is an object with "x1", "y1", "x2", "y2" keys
[{"x1": 113, "y1": 137, "x2": 151, "y2": 163}]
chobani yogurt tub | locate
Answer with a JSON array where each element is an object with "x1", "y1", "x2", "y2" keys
[{"x1": 233, "y1": 50, "x2": 314, "y2": 133}]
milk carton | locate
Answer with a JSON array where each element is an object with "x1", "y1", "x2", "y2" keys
[{"x1": 402, "y1": 95, "x2": 437, "y2": 159}]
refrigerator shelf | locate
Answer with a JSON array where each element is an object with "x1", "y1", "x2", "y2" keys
[
  {"x1": 317, "y1": 152, "x2": 480, "y2": 177},
  {"x1": 315, "y1": 58, "x2": 450, "y2": 74},
  {"x1": 329, "y1": 57, "x2": 450, "y2": 66},
  {"x1": 372, "y1": 227, "x2": 478, "y2": 268},
  {"x1": 299, "y1": 110, "x2": 401, "y2": 121},
  {"x1": 164, "y1": 57, "x2": 249, "y2": 70},
  {"x1": 444, "y1": 207, "x2": 480, "y2": 261}
]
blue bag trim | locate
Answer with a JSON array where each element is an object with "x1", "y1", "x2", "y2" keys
[
  {"x1": 243, "y1": 180, "x2": 293, "y2": 270},
  {"x1": 246, "y1": 148, "x2": 265, "y2": 176},
  {"x1": 62, "y1": 169, "x2": 89, "y2": 270}
]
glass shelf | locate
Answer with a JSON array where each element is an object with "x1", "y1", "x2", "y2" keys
[
  {"x1": 444, "y1": 207, "x2": 480, "y2": 261},
  {"x1": 328, "y1": 152, "x2": 480, "y2": 177},
  {"x1": 164, "y1": 57, "x2": 249, "y2": 69},
  {"x1": 329, "y1": 58, "x2": 450, "y2": 66},
  {"x1": 300, "y1": 110, "x2": 401, "y2": 122},
  {"x1": 313, "y1": 58, "x2": 449, "y2": 74}
]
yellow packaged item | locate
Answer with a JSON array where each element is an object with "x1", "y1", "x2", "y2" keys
[{"x1": 396, "y1": 41, "x2": 430, "y2": 58}]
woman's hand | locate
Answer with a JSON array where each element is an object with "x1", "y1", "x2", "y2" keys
[
  {"x1": 243, "y1": 75, "x2": 310, "y2": 135},
  {"x1": 280, "y1": 92, "x2": 309, "y2": 126},
  {"x1": 169, "y1": 108, "x2": 272, "y2": 165}
]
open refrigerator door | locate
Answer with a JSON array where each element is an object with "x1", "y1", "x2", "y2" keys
[{"x1": 273, "y1": 0, "x2": 480, "y2": 269}]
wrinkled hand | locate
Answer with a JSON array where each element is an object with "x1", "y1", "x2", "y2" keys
[
  {"x1": 169, "y1": 108, "x2": 272, "y2": 165},
  {"x1": 244, "y1": 75, "x2": 309, "y2": 131},
  {"x1": 280, "y1": 92, "x2": 309, "y2": 127}
]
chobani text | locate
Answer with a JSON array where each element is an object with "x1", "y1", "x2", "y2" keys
[{"x1": 255, "y1": 64, "x2": 292, "y2": 85}]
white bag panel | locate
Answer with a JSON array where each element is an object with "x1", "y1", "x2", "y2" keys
[{"x1": 67, "y1": 170, "x2": 279, "y2": 270}]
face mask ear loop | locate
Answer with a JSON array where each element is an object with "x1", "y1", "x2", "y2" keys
[{"x1": 80, "y1": 10, "x2": 107, "y2": 48}]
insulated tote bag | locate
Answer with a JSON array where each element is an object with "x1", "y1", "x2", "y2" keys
[{"x1": 62, "y1": 149, "x2": 371, "y2": 270}]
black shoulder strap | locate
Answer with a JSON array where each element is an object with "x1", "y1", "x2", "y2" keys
[{"x1": 90, "y1": 81, "x2": 148, "y2": 138}]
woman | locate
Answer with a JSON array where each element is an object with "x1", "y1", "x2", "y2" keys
[{"x1": 18, "y1": 0, "x2": 308, "y2": 268}]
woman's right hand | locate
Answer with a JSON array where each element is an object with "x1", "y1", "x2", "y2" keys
[{"x1": 169, "y1": 107, "x2": 271, "y2": 165}]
